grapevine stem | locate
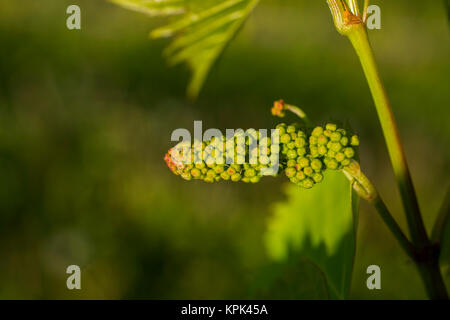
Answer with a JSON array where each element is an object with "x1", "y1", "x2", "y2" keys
[
  {"x1": 327, "y1": 0, "x2": 448, "y2": 299},
  {"x1": 346, "y1": 22, "x2": 429, "y2": 250}
]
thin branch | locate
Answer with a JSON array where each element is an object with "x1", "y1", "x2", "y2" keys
[
  {"x1": 342, "y1": 161, "x2": 415, "y2": 260},
  {"x1": 431, "y1": 187, "x2": 450, "y2": 244}
]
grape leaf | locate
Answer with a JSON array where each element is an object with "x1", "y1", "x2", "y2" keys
[
  {"x1": 109, "y1": 0, "x2": 186, "y2": 16},
  {"x1": 109, "y1": 0, "x2": 260, "y2": 98},
  {"x1": 265, "y1": 170, "x2": 359, "y2": 299}
]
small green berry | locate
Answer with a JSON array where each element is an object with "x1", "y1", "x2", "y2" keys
[
  {"x1": 303, "y1": 166, "x2": 314, "y2": 177},
  {"x1": 318, "y1": 145, "x2": 327, "y2": 156},
  {"x1": 335, "y1": 152, "x2": 345, "y2": 162},
  {"x1": 280, "y1": 133, "x2": 291, "y2": 144},
  {"x1": 287, "y1": 150, "x2": 298, "y2": 159},
  {"x1": 231, "y1": 173, "x2": 242, "y2": 182},
  {"x1": 313, "y1": 173, "x2": 323, "y2": 183},
  {"x1": 344, "y1": 147, "x2": 355, "y2": 158},
  {"x1": 302, "y1": 178, "x2": 314, "y2": 189},
  {"x1": 297, "y1": 147, "x2": 307, "y2": 157},
  {"x1": 295, "y1": 137, "x2": 306, "y2": 148},
  {"x1": 250, "y1": 176, "x2": 261, "y2": 183},
  {"x1": 298, "y1": 157, "x2": 309, "y2": 168},
  {"x1": 351, "y1": 135, "x2": 360, "y2": 146},
  {"x1": 287, "y1": 159, "x2": 297, "y2": 167},
  {"x1": 311, "y1": 159, "x2": 323, "y2": 171},
  {"x1": 311, "y1": 126, "x2": 324, "y2": 137},
  {"x1": 220, "y1": 172, "x2": 230, "y2": 180},
  {"x1": 326, "y1": 158, "x2": 338, "y2": 170},
  {"x1": 296, "y1": 171, "x2": 306, "y2": 181},
  {"x1": 191, "y1": 168, "x2": 201, "y2": 178},
  {"x1": 309, "y1": 136, "x2": 318, "y2": 145},
  {"x1": 287, "y1": 125, "x2": 296, "y2": 133},
  {"x1": 244, "y1": 168, "x2": 256, "y2": 178},
  {"x1": 181, "y1": 172, "x2": 192, "y2": 180},
  {"x1": 285, "y1": 167, "x2": 296, "y2": 178},
  {"x1": 317, "y1": 135, "x2": 328, "y2": 145},
  {"x1": 330, "y1": 142, "x2": 342, "y2": 152},
  {"x1": 330, "y1": 131, "x2": 342, "y2": 142}
]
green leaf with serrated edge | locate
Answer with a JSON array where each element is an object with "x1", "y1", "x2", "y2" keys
[
  {"x1": 109, "y1": 0, "x2": 260, "y2": 98},
  {"x1": 265, "y1": 170, "x2": 359, "y2": 299}
]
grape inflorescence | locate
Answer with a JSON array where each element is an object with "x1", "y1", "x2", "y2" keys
[{"x1": 165, "y1": 123, "x2": 359, "y2": 188}]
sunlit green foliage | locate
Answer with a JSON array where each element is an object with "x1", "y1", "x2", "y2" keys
[{"x1": 110, "y1": 0, "x2": 260, "y2": 98}]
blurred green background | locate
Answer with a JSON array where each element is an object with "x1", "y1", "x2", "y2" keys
[{"x1": 0, "y1": 0, "x2": 449, "y2": 299}]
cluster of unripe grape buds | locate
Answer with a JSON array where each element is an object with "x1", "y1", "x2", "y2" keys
[
  {"x1": 165, "y1": 122, "x2": 359, "y2": 189},
  {"x1": 164, "y1": 130, "x2": 278, "y2": 184},
  {"x1": 277, "y1": 122, "x2": 359, "y2": 188}
]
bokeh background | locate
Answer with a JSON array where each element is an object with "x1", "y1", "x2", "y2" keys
[{"x1": 0, "y1": 0, "x2": 448, "y2": 299}]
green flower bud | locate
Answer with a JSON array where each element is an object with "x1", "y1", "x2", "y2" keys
[
  {"x1": 326, "y1": 158, "x2": 338, "y2": 170},
  {"x1": 317, "y1": 135, "x2": 328, "y2": 145},
  {"x1": 285, "y1": 167, "x2": 296, "y2": 178},
  {"x1": 220, "y1": 172, "x2": 230, "y2": 180},
  {"x1": 296, "y1": 171, "x2": 306, "y2": 181},
  {"x1": 340, "y1": 136, "x2": 349, "y2": 146},
  {"x1": 309, "y1": 146, "x2": 319, "y2": 158},
  {"x1": 195, "y1": 162, "x2": 206, "y2": 169},
  {"x1": 311, "y1": 126, "x2": 324, "y2": 137},
  {"x1": 335, "y1": 152, "x2": 345, "y2": 162},
  {"x1": 181, "y1": 172, "x2": 192, "y2": 181},
  {"x1": 330, "y1": 131, "x2": 342, "y2": 142},
  {"x1": 250, "y1": 176, "x2": 261, "y2": 183},
  {"x1": 326, "y1": 123, "x2": 337, "y2": 131},
  {"x1": 276, "y1": 123, "x2": 286, "y2": 135},
  {"x1": 313, "y1": 173, "x2": 323, "y2": 183},
  {"x1": 295, "y1": 137, "x2": 306, "y2": 148},
  {"x1": 330, "y1": 142, "x2": 342, "y2": 152},
  {"x1": 287, "y1": 142, "x2": 296, "y2": 149},
  {"x1": 297, "y1": 147, "x2": 307, "y2": 157},
  {"x1": 231, "y1": 164, "x2": 241, "y2": 171},
  {"x1": 191, "y1": 168, "x2": 201, "y2": 178},
  {"x1": 303, "y1": 166, "x2": 314, "y2": 177},
  {"x1": 287, "y1": 150, "x2": 298, "y2": 159},
  {"x1": 344, "y1": 147, "x2": 355, "y2": 158},
  {"x1": 244, "y1": 168, "x2": 256, "y2": 178},
  {"x1": 302, "y1": 178, "x2": 314, "y2": 189},
  {"x1": 280, "y1": 134, "x2": 291, "y2": 144},
  {"x1": 351, "y1": 135, "x2": 360, "y2": 146},
  {"x1": 206, "y1": 169, "x2": 216, "y2": 178},
  {"x1": 297, "y1": 157, "x2": 309, "y2": 168},
  {"x1": 318, "y1": 145, "x2": 327, "y2": 156},
  {"x1": 290, "y1": 177, "x2": 299, "y2": 184},
  {"x1": 287, "y1": 125, "x2": 297, "y2": 133},
  {"x1": 287, "y1": 159, "x2": 297, "y2": 167},
  {"x1": 311, "y1": 159, "x2": 323, "y2": 171},
  {"x1": 204, "y1": 177, "x2": 214, "y2": 183},
  {"x1": 231, "y1": 173, "x2": 242, "y2": 182}
]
